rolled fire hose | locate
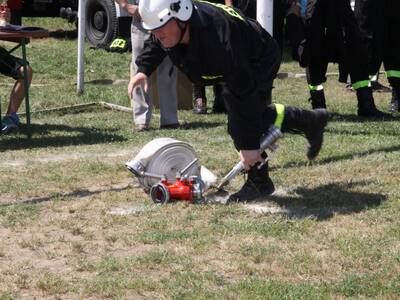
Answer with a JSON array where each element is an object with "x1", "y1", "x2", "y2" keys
[{"x1": 126, "y1": 138, "x2": 217, "y2": 190}]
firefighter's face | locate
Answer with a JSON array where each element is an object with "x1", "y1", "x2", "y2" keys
[{"x1": 152, "y1": 19, "x2": 182, "y2": 48}]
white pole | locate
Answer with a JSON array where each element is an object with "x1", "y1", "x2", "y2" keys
[
  {"x1": 77, "y1": 0, "x2": 85, "y2": 94},
  {"x1": 257, "y1": 0, "x2": 273, "y2": 36}
]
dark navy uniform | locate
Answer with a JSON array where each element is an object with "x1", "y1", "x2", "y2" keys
[
  {"x1": 355, "y1": 0, "x2": 400, "y2": 111},
  {"x1": 135, "y1": 0, "x2": 329, "y2": 203},
  {"x1": 137, "y1": 1, "x2": 281, "y2": 150}
]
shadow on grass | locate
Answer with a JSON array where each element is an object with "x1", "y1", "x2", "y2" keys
[
  {"x1": 0, "y1": 123, "x2": 127, "y2": 151},
  {"x1": 49, "y1": 29, "x2": 77, "y2": 40},
  {"x1": 268, "y1": 181, "x2": 386, "y2": 221},
  {"x1": 0, "y1": 184, "x2": 131, "y2": 207},
  {"x1": 272, "y1": 144, "x2": 400, "y2": 171},
  {"x1": 180, "y1": 121, "x2": 225, "y2": 130},
  {"x1": 327, "y1": 112, "x2": 399, "y2": 123}
]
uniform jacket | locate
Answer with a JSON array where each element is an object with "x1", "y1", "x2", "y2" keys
[{"x1": 136, "y1": 1, "x2": 280, "y2": 150}]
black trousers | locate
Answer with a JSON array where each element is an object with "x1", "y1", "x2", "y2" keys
[
  {"x1": 306, "y1": 0, "x2": 370, "y2": 86},
  {"x1": 357, "y1": 0, "x2": 400, "y2": 88}
]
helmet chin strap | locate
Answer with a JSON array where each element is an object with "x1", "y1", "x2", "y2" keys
[{"x1": 177, "y1": 20, "x2": 188, "y2": 44}]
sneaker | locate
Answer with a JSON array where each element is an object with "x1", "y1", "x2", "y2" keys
[
  {"x1": 226, "y1": 177, "x2": 275, "y2": 204},
  {"x1": 192, "y1": 98, "x2": 207, "y2": 114},
  {"x1": 1, "y1": 115, "x2": 19, "y2": 134},
  {"x1": 135, "y1": 124, "x2": 149, "y2": 132}
]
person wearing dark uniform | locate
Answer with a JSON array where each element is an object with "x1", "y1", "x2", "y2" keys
[
  {"x1": 192, "y1": 0, "x2": 228, "y2": 114},
  {"x1": 129, "y1": 0, "x2": 328, "y2": 203},
  {"x1": 292, "y1": 0, "x2": 389, "y2": 117},
  {"x1": 354, "y1": 0, "x2": 400, "y2": 112}
]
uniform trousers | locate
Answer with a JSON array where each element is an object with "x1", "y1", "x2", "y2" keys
[{"x1": 130, "y1": 20, "x2": 179, "y2": 126}]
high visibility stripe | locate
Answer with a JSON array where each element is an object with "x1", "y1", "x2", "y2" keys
[
  {"x1": 197, "y1": 0, "x2": 245, "y2": 21},
  {"x1": 352, "y1": 80, "x2": 370, "y2": 90},
  {"x1": 274, "y1": 103, "x2": 285, "y2": 129},
  {"x1": 386, "y1": 70, "x2": 400, "y2": 78},
  {"x1": 201, "y1": 75, "x2": 223, "y2": 80},
  {"x1": 308, "y1": 84, "x2": 323, "y2": 91}
]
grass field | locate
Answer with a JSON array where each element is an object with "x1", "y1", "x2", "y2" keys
[{"x1": 1, "y1": 18, "x2": 400, "y2": 299}]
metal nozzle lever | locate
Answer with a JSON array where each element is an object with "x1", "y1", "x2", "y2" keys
[
  {"x1": 178, "y1": 158, "x2": 198, "y2": 179},
  {"x1": 216, "y1": 126, "x2": 283, "y2": 190}
]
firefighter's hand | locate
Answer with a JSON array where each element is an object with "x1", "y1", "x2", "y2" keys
[
  {"x1": 240, "y1": 150, "x2": 264, "y2": 170},
  {"x1": 128, "y1": 72, "x2": 148, "y2": 99},
  {"x1": 125, "y1": 4, "x2": 140, "y2": 20}
]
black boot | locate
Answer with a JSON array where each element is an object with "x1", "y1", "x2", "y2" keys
[
  {"x1": 212, "y1": 84, "x2": 227, "y2": 114},
  {"x1": 388, "y1": 88, "x2": 400, "y2": 113},
  {"x1": 309, "y1": 90, "x2": 327, "y2": 109},
  {"x1": 227, "y1": 162, "x2": 275, "y2": 204},
  {"x1": 282, "y1": 107, "x2": 329, "y2": 160},
  {"x1": 371, "y1": 81, "x2": 391, "y2": 93},
  {"x1": 357, "y1": 87, "x2": 390, "y2": 118}
]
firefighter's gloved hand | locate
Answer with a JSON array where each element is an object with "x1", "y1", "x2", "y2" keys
[{"x1": 109, "y1": 38, "x2": 129, "y2": 53}]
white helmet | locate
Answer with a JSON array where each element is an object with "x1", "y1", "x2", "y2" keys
[{"x1": 139, "y1": 0, "x2": 194, "y2": 30}]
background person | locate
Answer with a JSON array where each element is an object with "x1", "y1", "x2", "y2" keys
[
  {"x1": 0, "y1": 49, "x2": 33, "y2": 134},
  {"x1": 354, "y1": 0, "x2": 400, "y2": 112},
  {"x1": 115, "y1": 0, "x2": 180, "y2": 131},
  {"x1": 293, "y1": 0, "x2": 389, "y2": 118},
  {"x1": 0, "y1": 6, "x2": 33, "y2": 134}
]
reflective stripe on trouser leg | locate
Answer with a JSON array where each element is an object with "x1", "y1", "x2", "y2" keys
[
  {"x1": 308, "y1": 84, "x2": 324, "y2": 91},
  {"x1": 386, "y1": 70, "x2": 400, "y2": 78},
  {"x1": 274, "y1": 104, "x2": 285, "y2": 129},
  {"x1": 352, "y1": 80, "x2": 371, "y2": 90}
]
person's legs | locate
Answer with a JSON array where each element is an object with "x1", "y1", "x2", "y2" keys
[
  {"x1": 0, "y1": 47, "x2": 33, "y2": 134},
  {"x1": 130, "y1": 21, "x2": 153, "y2": 130},
  {"x1": 341, "y1": 0, "x2": 388, "y2": 117},
  {"x1": 227, "y1": 103, "x2": 329, "y2": 203},
  {"x1": 157, "y1": 56, "x2": 179, "y2": 127},
  {"x1": 383, "y1": 0, "x2": 400, "y2": 112},
  {"x1": 307, "y1": 65, "x2": 328, "y2": 109},
  {"x1": 212, "y1": 84, "x2": 227, "y2": 113},
  {"x1": 6, "y1": 65, "x2": 33, "y2": 115},
  {"x1": 305, "y1": 2, "x2": 328, "y2": 109}
]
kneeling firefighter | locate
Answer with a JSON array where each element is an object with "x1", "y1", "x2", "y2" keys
[{"x1": 128, "y1": 0, "x2": 328, "y2": 203}]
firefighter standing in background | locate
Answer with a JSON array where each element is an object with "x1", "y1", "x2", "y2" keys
[
  {"x1": 294, "y1": 0, "x2": 389, "y2": 118},
  {"x1": 354, "y1": 0, "x2": 400, "y2": 113},
  {"x1": 192, "y1": 0, "x2": 228, "y2": 115},
  {"x1": 129, "y1": 0, "x2": 328, "y2": 203}
]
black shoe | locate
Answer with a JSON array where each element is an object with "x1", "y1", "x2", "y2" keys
[
  {"x1": 308, "y1": 90, "x2": 327, "y2": 109},
  {"x1": 192, "y1": 98, "x2": 207, "y2": 114},
  {"x1": 227, "y1": 176, "x2": 275, "y2": 204},
  {"x1": 212, "y1": 102, "x2": 227, "y2": 114},
  {"x1": 305, "y1": 109, "x2": 329, "y2": 160},
  {"x1": 371, "y1": 81, "x2": 391, "y2": 93},
  {"x1": 358, "y1": 106, "x2": 392, "y2": 118},
  {"x1": 357, "y1": 87, "x2": 392, "y2": 118}
]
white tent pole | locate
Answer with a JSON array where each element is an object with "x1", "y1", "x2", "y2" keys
[
  {"x1": 257, "y1": 0, "x2": 273, "y2": 36},
  {"x1": 77, "y1": 0, "x2": 85, "y2": 94}
]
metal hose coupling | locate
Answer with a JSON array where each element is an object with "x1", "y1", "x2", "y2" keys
[{"x1": 217, "y1": 125, "x2": 283, "y2": 189}]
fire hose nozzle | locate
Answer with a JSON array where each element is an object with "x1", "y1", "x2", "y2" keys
[{"x1": 216, "y1": 125, "x2": 283, "y2": 189}]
